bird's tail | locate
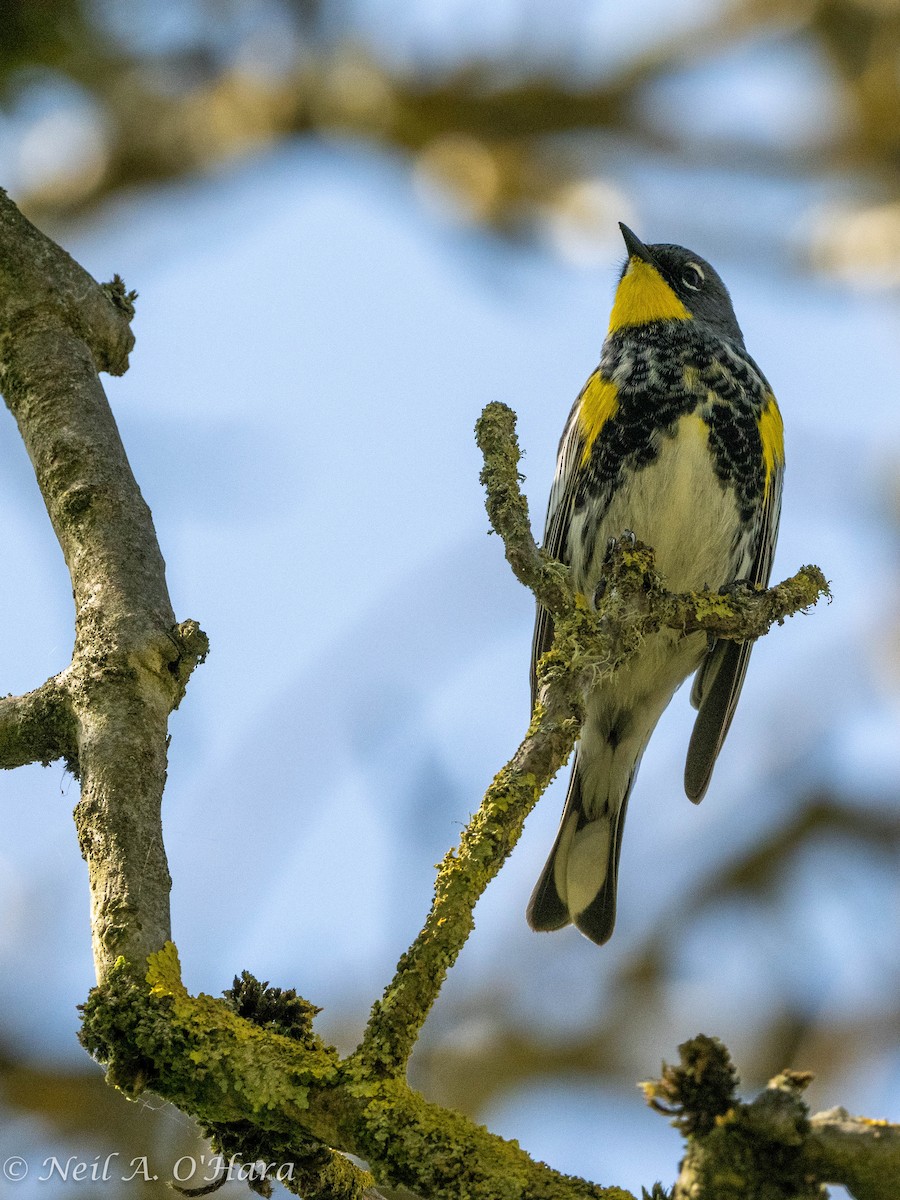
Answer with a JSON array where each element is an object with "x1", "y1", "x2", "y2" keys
[{"x1": 526, "y1": 744, "x2": 642, "y2": 945}]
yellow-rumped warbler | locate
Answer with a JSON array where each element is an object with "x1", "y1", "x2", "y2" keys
[{"x1": 527, "y1": 223, "x2": 784, "y2": 945}]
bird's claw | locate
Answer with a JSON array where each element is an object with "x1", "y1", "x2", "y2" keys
[{"x1": 606, "y1": 530, "x2": 636, "y2": 553}]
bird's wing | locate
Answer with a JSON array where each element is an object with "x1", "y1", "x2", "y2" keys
[
  {"x1": 530, "y1": 400, "x2": 584, "y2": 711},
  {"x1": 684, "y1": 447, "x2": 783, "y2": 803}
]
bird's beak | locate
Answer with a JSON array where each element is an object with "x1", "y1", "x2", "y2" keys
[{"x1": 619, "y1": 222, "x2": 657, "y2": 268}]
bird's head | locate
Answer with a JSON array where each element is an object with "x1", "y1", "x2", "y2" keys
[{"x1": 611, "y1": 223, "x2": 744, "y2": 344}]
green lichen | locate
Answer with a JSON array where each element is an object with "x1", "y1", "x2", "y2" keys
[
  {"x1": 677, "y1": 1119, "x2": 824, "y2": 1200},
  {"x1": 223, "y1": 970, "x2": 323, "y2": 1049},
  {"x1": 689, "y1": 592, "x2": 737, "y2": 623},
  {"x1": 347, "y1": 1075, "x2": 635, "y2": 1200},
  {"x1": 81, "y1": 947, "x2": 638, "y2": 1198},
  {"x1": 82, "y1": 944, "x2": 339, "y2": 1129},
  {"x1": 645, "y1": 1038, "x2": 830, "y2": 1199}
]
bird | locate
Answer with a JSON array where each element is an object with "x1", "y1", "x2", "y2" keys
[{"x1": 526, "y1": 222, "x2": 784, "y2": 945}]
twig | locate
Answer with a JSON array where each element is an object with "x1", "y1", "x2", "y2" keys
[{"x1": 475, "y1": 399, "x2": 571, "y2": 613}]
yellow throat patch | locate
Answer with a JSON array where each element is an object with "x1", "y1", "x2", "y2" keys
[{"x1": 608, "y1": 257, "x2": 692, "y2": 332}]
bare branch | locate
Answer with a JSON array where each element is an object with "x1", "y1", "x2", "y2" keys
[{"x1": 0, "y1": 188, "x2": 207, "y2": 979}]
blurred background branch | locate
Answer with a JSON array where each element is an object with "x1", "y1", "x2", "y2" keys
[{"x1": 3, "y1": 0, "x2": 900, "y2": 282}]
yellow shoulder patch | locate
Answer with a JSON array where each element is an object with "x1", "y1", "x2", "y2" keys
[
  {"x1": 608, "y1": 258, "x2": 692, "y2": 332},
  {"x1": 577, "y1": 371, "x2": 618, "y2": 464},
  {"x1": 759, "y1": 393, "x2": 784, "y2": 495}
]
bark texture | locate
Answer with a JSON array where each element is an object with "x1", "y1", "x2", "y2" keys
[{"x1": 0, "y1": 188, "x2": 208, "y2": 977}]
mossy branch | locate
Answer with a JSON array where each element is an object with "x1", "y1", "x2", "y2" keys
[
  {"x1": 643, "y1": 1035, "x2": 900, "y2": 1199},
  {"x1": 357, "y1": 402, "x2": 828, "y2": 1076},
  {"x1": 80, "y1": 946, "x2": 633, "y2": 1200},
  {"x1": 474, "y1": 399, "x2": 571, "y2": 614}
]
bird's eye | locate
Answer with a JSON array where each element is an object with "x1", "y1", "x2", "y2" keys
[{"x1": 681, "y1": 263, "x2": 704, "y2": 291}]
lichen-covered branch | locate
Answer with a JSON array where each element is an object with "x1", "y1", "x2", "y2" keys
[
  {"x1": 357, "y1": 402, "x2": 829, "y2": 1075},
  {"x1": 80, "y1": 946, "x2": 632, "y2": 1200},
  {"x1": 0, "y1": 188, "x2": 208, "y2": 979},
  {"x1": 475, "y1": 400, "x2": 571, "y2": 614},
  {"x1": 803, "y1": 1111, "x2": 900, "y2": 1200},
  {"x1": 475, "y1": 400, "x2": 828, "y2": 638},
  {"x1": 643, "y1": 1035, "x2": 900, "y2": 1200},
  {"x1": 354, "y1": 667, "x2": 586, "y2": 1073}
]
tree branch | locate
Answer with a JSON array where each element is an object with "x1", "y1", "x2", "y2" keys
[
  {"x1": 643, "y1": 1036, "x2": 900, "y2": 1200},
  {"x1": 353, "y1": 661, "x2": 585, "y2": 1073},
  {"x1": 80, "y1": 947, "x2": 632, "y2": 1200},
  {"x1": 474, "y1": 399, "x2": 570, "y2": 613},
  {"x1": 0, "y1": 676, "x2": 76, "y2": 770},
  {"x1": 805, "y1": 1109, "x2": 900, "y2": 1200},
  {"x1": 0, "y1": 188, "x2": 208, "y2": 979}
]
